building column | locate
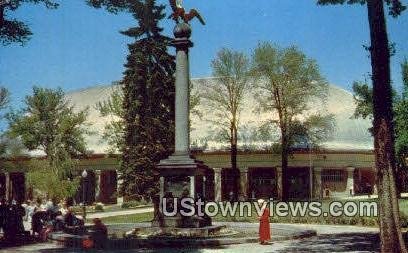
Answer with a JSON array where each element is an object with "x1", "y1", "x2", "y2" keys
[
  {"x1": 373, "y1": 184, "x2": 378, "y2": 195},
  {"x1": 189, "y1": 176, "x2": 195, "y2": 198},
  {"x1": 276, "y1": 167, "x2": 283, "y2": 200},
  {"x1": 5, "y1": 172, "x2": 10, "y2": 201},
  {"x1": 159, "y1": 176, "x2": 165, "y2": 209},
  {"x1": 203, "y1": 176, "x2": 206, "y2": 199},
  {"x1": 213, "y1": 168, "x2": 222, "y2": 202},
  {"x1": 239, "y1": 167, "x2": 249, "y2": 201},
  {"x1": 116, "y1": 171, "x2": 124, "y2": 205},
  {"x1": 372, "y1": 166, "x2": 378, "y2": 195},
  {"x1": 313, "y1": 168, "x2": 322, "y2": 199},
  {"x1": 346, "y1": 167, "x2": 355, "y2": 196},
  {"x1": 309, "y1": 166, "x2": 314, "y2": 200},
  {"x1": 94, "y1": 170, "x2": 101, "y2": 203}
]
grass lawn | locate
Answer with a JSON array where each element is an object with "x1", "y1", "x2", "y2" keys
[
  {"x1": 100, "y1": 212, "x2": 154, "y2": 224},
  {"x1": 400, "y1": 198, "x2": 408, "y2": 216},
  {"x1": 72, "y1": 203, "x2": 144, "y2": 214}
]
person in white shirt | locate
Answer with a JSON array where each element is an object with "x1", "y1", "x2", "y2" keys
[{"x1": 26, "y1": 200, "x2": 37, "y2": 223}]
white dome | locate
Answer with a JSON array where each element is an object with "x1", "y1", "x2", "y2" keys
[{"x1": 64, "y1": 78, "x2": 373, "y2": 154}]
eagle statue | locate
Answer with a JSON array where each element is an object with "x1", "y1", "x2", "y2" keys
[{"x1": 169, "y1": 0, "x2": 205, "y2": 25}]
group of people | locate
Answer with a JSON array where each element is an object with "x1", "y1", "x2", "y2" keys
[
  {"x1": 0, "y1": 197, "x2": 86, "y2": 242},
  {"x1": 28, "y1": 198, "x2": 86, "y2": 240},
  {"x1": 0, "y1": 199, "x2": 27, "y2": 241},
  {"x1": 0, "y1": 196, "x2": 108, "y2": 248}
]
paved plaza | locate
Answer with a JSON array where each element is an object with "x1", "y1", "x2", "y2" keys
[{"x1": 1, "y1": 224, "x2": 381, "y2": 253}]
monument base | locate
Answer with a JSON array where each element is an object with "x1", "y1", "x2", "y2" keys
[
  {"x1": 153, "y1": 153, "x2": 212, "y2": 228},
  {"x1": 129, "y1": 225, "x2": 226, "y2": 238},
  {"x1": 152, "y1": 214, "x2": 211, "y2": 228}
]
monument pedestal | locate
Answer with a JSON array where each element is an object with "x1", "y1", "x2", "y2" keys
[{"x1": 153, "y1": 154, "x2": 212, "y2": 228}]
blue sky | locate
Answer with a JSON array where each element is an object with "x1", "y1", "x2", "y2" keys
[{"x1": 0, "y1": 0, "x2": 407, "y2": 110}]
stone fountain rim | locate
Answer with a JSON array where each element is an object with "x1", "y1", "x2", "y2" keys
[{"x1": 48, "y1": 223, "x2": 317, "y2": 249}]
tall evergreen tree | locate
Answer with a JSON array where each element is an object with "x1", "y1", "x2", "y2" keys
[
  {"x1": 88, "y1": 0, "x2": 175, "y2": 200},
  {"x1": 96, "y1": 84, "x2": 125, "y2": 154},
  {"x1": 0, "y1": 0, "x2": 59, "y2": 45}
]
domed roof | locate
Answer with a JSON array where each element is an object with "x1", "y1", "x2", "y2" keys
[{"x1": 65, "y1": 78, "x2": 373, "y2": 154}]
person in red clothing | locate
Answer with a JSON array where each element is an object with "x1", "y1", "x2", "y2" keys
[{"x1": 257, "y1": 199, "x2": 271, "y2": 244}]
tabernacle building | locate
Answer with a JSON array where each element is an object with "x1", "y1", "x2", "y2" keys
[{"x1": 0, "y1": 78, "x2": 376, "y2": 203}]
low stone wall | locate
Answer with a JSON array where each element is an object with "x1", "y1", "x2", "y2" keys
[{"x1": 48, "y1": 223, "x2": 317, "y2": 249}]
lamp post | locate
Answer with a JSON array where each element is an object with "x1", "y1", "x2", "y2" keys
[{"x1": 81, "y1": 169, "x2": 88, "y2": 221}]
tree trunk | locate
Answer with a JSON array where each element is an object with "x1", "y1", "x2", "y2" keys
[
  {"x1": 367, "y1": 1, "x2": 407, "y2": 252},
  {"x1": 231, "y1": 125, "x2": 238, "y2": 201},
  {"x1": 281, "y1": 129, "x2": 288, "y2": 201}
]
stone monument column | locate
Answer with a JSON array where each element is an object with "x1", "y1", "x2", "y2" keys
[
  {"x1": 173, "y1": 23, "x2": 193, "y2": 156},
  {"x1": 155, "y1": 22, "x2": 211, "y2": 229},
  {"x1": 5, "y1": 172, "x2": 10, "y2": 201}
]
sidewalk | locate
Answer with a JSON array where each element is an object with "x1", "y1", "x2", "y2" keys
[
  {"x1": 86, "y1": 207, "x2": 153, "y2": 219},
  {"x1": 3, "y1": 223, "x2": 383, "y2": 252}
]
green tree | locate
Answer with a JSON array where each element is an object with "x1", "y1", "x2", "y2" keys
[
  {"x1": 189, "y1": 81, "x2": 202, "y2": 120},
  {"x1": 352, "y1": 81, "x2": 373, "y2": 121},
  {"x1": 317, "y1": 0, "x2": 407, "y2": 251},
  {"x1": 0, "y1": 86, "x2": 11, "y2": 156},
  {"x1": 26, "y1": 159, "x2": 80, "y2": 201},
  {"x1": 97, "y1": 81, "x2": 199, "y2": 154},
  {"x1": 8, "y1": 86, "x2": 89, "y2": 199},
  {"x1": 251, "y1": 42, "x2": 334, "y2": 199},
  {"x1": 353, "y1": 60, "x2": 408, "y2": 187},
  {"x1": 200, "y1": 48, "x2": 250, "y2": 199},
  {"x1": 0, "y1": 87, "x2": 9, "y2": 112},
  {"x1": 89, "y1": 0, "x2": 175, "y2": 200},
  {"x1": 0, "y1": 0, "x2": 58, "y2": 45},
  {"x1": 96, "y1": 83, "x2": 125, "y2": 154},
  {"x1": 396, "y1": 59, "x2": 408, "y2": 164},
  {"x1": 0, "y1": 87, "x2": 26, "y2": 157}
]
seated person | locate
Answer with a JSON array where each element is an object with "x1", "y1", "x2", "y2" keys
[
  {"x1": 46, "y1": 198, "x2": 61, "y2": 220},
  {"x1": 59, "y1": 199, "x2": 68, "y2": 216},
  {"x1": 63, "y1": 207, "x2": 85, "y2": 234},
  {"x1": 31, "y1": 209, "x2": 50, "y2": 236},
  {"x1": 27, "y1": 200, "x2": 37, "y2": 223},
  {"x1": 90, "y1": 218, "x2": 108, "y2": 249},
  {"x1": 15, "y1": 201, "x2": 26, "y2": 235}
]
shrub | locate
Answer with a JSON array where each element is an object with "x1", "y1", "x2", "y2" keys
[
  {"x1": 121, "y1": 199, "x2": 149, "y2": 209},
  {"x1": 95, "y1": 202, "x2": 104, "y2": 212},
  {"x1": 72, "y1": 205, "x2": 84, "y2": 214},
  {"x1": 400, "y1": 213, "x2": 408, "y2": 228},
  {"x1": 26, "y1": 159, "x2": 80, "y2": 200}
]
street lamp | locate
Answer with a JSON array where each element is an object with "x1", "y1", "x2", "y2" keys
[{"x1": 81, "y1": 169, "x2": 88, "y2": 221}]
